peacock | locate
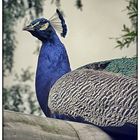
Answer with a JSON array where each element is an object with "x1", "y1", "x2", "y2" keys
[{"x1": 23, "y1": 9, "x2": 137, "y2": 140}]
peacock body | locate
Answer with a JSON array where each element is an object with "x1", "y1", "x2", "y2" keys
[{"x1": 23, "y1": 9, "x2": 137, "y2": 139}]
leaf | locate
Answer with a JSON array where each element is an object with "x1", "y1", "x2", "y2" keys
[
  {"x1": 129, "y1": 13, "x2": 137, "y2": 19},
  {"x1": 117, "y1": 40, "x2": 123, "y2": 45},
  {"x1": 122, "y1": 31, "x2": 136, "y2": 37}
]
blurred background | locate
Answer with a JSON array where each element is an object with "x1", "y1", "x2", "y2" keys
[{"x1": 3, "y1": 0, "x2": 137, "y2": 116}]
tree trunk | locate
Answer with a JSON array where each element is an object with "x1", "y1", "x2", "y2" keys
[{"x1": 4, "y1": 110, "x2": 112, "y2": 140}]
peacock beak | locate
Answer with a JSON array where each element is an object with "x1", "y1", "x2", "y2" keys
[{"x1": 23, "y1": 25, "x2": 34, "y2": 31}]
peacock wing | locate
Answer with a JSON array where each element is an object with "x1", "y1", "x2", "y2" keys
[{"x1": 48, "y1": 69, "x2": 137, "y2": 127}]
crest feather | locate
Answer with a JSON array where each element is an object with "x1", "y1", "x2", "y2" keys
[{"x1": 49, "y1": 9, "x2": 67, "y2": 38}]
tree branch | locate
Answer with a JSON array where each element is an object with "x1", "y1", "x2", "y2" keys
[{"x1": 4, "y1": 110, "x2": 112, "y2": 140}]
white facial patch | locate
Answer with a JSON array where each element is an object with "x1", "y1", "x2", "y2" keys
[
  {"x1": 39, "y1": 23, "x2": 49, "y2": 30},
  {"x1": 32, "y1": 21, "x2": 40, "y2": 27}
]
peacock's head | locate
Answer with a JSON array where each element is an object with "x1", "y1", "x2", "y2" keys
[
  {"x1": 23, "y1": 9, "x2": 67, "y2": 42},
  {"x1": 23, "y1": 18, "x2": 52, "y2": 41}
]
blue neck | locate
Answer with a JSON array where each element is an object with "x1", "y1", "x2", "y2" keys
[{"x1": 35, "y1": 33, "x2": 71, "y2": 117}]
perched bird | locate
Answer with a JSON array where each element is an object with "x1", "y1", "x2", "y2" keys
[
  {"x1": 23, "y1": 9, "x2": 71, "y2": 117},
  {"x1": 23, "y1": 9, "x2": 137, "y2": 140}
]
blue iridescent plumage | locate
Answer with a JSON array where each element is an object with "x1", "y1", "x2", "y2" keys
[
  {"x1": 23, "y1": 9, "x2": 71, "y2": 116},
  {"x1": 23, "y1": 9, "x2": 137, "y2": 140}
]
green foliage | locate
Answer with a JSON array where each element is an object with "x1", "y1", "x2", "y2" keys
[
  {"x1": 4, "y1": 84, "x2": 28, "y2": 112},
  {"x1": 76, "y1": 0, "x2": 83, "y2": 10},
  {"x1": 3, "y1": 0, "x2": 44, "y2": 115},
  {"x1": 3, "y1": 0, "x2": 44, "y2": 75},
  {"x1": 51, "y1": 0, "x2": 83, "y2": 10},
  {"x1": 115, "y1": 25, "x2": 137, "y2": 49},
  {"x1": 115, "y1": 0, "x2": 137, "y2": 49},
  {"x1": 51, "y1": 0, "x2": 61, "y2": 8},
  {"x1": 3, "y1": 67, "x2": 42, "y2": 115},
  {"x1": 3, "y1": 84, "x2": 42, "y2": 115},
  {"x1": 14, "y1": 67, "x2": 34, "y2": 82}
]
